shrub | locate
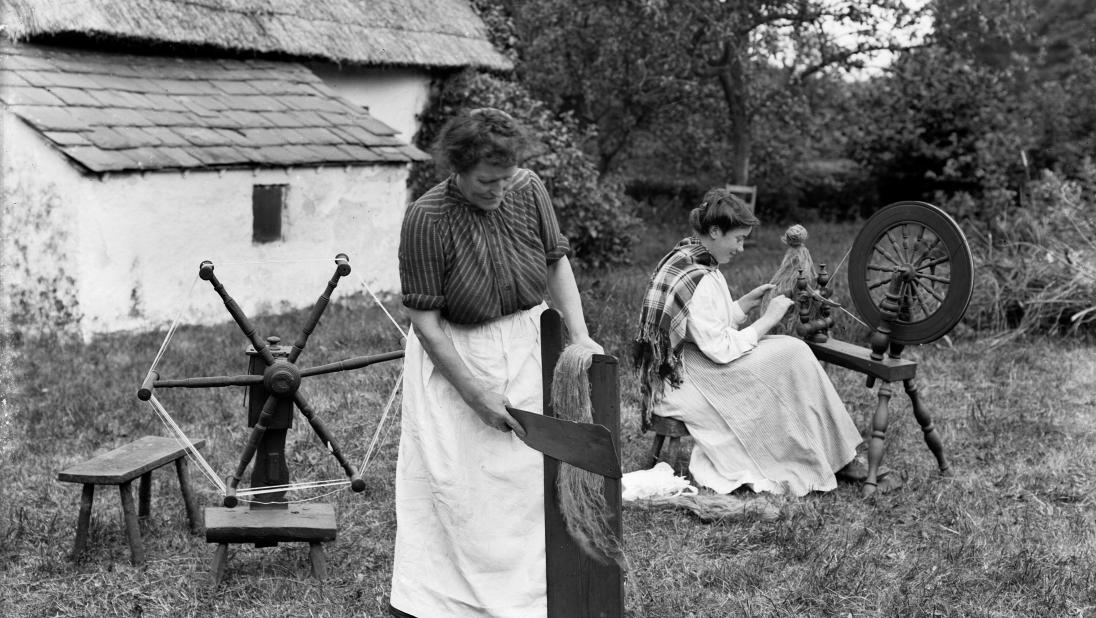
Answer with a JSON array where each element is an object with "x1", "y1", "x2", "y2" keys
[
  {"x1": 961, "y1": 165, "x2": 1096, "y2": 340},
  {"x1": 410, "y1": 69, "x2": 638, "y2": 269}
]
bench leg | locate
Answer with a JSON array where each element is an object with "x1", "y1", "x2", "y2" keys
[
  {"x1": 862, "y1": 383, "x2": 893, "y2": 497},
  {"x1": 211, "y1": 543, "x2": 229, "y2": 586},
  {"x1": 647, "y1": 434, "x2": 666, "y2": 469},
  {"x1": 309, "y1": 542, "x2": 326, "y2": 580},
  {"x1": 905, "y1": 377, "x2": 951, "y2": 476},
  {"x1": 72, "y1": 484, "x2": 95, "y2": 560},
  {"x1": 138, "y1": 471, "x2": 152, "y2": 519},
  {"x1": 174, "y1": 457, "x2": 201, "y2": 533},
  {"x1": 667, "y1": 436, "x2": 688, "y2": 478},
  {"x1": 119, "y1": 481, "x2": 144, "y2": 565}
]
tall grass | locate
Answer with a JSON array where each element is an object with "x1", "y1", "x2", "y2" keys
[{"x1": 3, "y1": 211, "x2": 1096, "y2": 617}]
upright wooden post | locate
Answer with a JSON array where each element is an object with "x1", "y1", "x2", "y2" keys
[{"x1": 541, "y1": 309, "x2": 625, "y2": 618}]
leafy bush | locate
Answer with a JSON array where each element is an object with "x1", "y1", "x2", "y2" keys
[
  {"x1": 410, "y1": 69, "x2": 638, "y2": 269},
  {"x1": 963, "y1": 165, "x2": 1096, "y2": 340}
]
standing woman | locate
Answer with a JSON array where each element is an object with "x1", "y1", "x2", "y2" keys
[
  {"x1": 390, "y1": 108, "x2": 602, "y2": 617},
  {"x1": 634, "y1": 188, "x2": 863, "y2": 497}
]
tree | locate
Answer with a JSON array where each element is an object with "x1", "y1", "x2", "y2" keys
[{"x1": 499, "y1": 0, "x2": 927, "y2": 185}]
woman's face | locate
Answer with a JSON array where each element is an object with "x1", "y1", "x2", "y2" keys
[
  {"x1": 707, "y1": 226, "x2": 752, "y2": 264},
  {"x1": 456, "y1": 162, "x2": 518, "y2": 211}
]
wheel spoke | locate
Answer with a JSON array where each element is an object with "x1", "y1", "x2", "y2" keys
[
  {"x1": 868, "y1": 277, "x2": 892, "y2": 291},
  {"x1": 899, "y1": 224, "x2": 914, "y2": 264},
  {"x1": 906, "y1": 280, "x2": 933, "y2": 320},
  {"x1": 872, "y1": 242, "x2": 903, "y2": 268},
  {"x1": 917, "y1": 254, "x2": 950, "y2": 271},
  {"x1": 882, "y1": 230, "x2": 907, "y2": 264},
  {"x1": 910, "y1": 277, "x2": 946, "y2": 304},
  {"x1": 916, "y1": 272, "x2": 952, "y2": 285},
  {"x1": 913, "y1": 235, "x2": 943, "y2": 268}
]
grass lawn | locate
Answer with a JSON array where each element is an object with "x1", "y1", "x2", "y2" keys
[{"x1": 2, "y1": 211, "x2": 1095, "y2": 617}]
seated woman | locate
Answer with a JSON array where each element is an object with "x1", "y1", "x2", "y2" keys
[{"x1": 633, "y1": 188, "x2": 863, "y2": 497}]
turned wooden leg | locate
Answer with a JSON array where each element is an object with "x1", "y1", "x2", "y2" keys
[
  {"x1": 138, "y1": 471, "x2": 152, "y2": 519},
  {"x1": 309, "y1": 542, "x2": 326, "y2": 580},
  {"x1": 174, "y1": 457, "x2": 201, "y2": 533},
  {"x1": 72, "y1": 484, "x2": 95, "y2": 560},
  {"x1": 667, "y1": 436, "x2": 687, "y2": 477},
  {"x1": 119, "y1": 481, "x2": 145, "y2": 565},
  {"x1": 647, "y1": 434, "x2": 666, "y2": 468},
  {"x1": 211, "y1": 543, "x2": 229, "y2": 586},
  {"x1": 905, "y1": 377, "x2": 951, "y2": 476},
  {"x1": 862, "y1": 382, "x2": 893, "y2": 497}
]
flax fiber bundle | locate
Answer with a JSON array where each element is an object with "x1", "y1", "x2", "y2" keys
[
  {"x1": 626, "y1": 492, "x2": 783, "y2": 523},
  {"x1": 550, "y1": 343, "x2": 626, "y2": 569},
  {"x1": 761, "y1": 224, "x2": 816, "y2": 324}
]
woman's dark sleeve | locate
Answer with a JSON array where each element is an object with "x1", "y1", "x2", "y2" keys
[{"x1": 398, "y1": 203, "x2": 447, "y2": 311}]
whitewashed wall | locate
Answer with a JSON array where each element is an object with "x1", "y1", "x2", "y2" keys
[
  {"x1": 309, "y1": 64, "x2": 433, "y2": 144},
  {"x1": 1, "y1": 111, "x2": 84, "y2": 337},
  {"x1": 1, "y1": 111, "x2": 409, "y2": 340}
]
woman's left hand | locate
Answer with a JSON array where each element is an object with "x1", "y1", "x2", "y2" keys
[
  {"x1": 739, "y1": 283, "x2": 776, "y2": 313},
  {"x1": 572, "y1": 335, "x2": 604, "y2": 355}
]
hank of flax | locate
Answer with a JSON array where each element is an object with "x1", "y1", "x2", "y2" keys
[{"x1": 550, "y1": 343, "x2": 626, "y2": 569}]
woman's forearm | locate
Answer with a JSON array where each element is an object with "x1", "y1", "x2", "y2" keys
[
  {"x1": 407, "y1": 308, "x2": 483, "y2": 403},
  {"x1": 546, "y1": 256, "x2": 593, "y2": 341}
]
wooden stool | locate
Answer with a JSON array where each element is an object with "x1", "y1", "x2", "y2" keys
[
  {"x1": 647, "y1": 416, "x2": 691, "y2": 477},
  {"x1": 205, "y1": 503, "x2": 336, "y2": 586},
  {"x1": 57, "y1": 436, "x2": 205, "y2": 565}
]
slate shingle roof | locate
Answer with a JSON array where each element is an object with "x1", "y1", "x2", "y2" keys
[{"x1": 0, "y1": 43, "x2": 430, "y2": 173}]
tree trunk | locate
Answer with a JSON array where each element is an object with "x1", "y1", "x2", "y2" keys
[{"x1": 716, "y1": 39, "x2": 751, "y2": 186}]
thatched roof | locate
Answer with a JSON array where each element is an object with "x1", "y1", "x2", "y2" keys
[
  {"x1": 1, "y1": 43, "x2": 429, "y2": 173},
  {"x1": 0, "y1": 0, "x2": 512, "y2": 71}
]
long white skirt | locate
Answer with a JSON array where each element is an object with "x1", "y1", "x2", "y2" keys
[
  {"x1": 389, "y1": 304, "x2": 547, "y2": 618},
  {"x1": 653, "y1": 335, "x2": 861, "y2": 497}
]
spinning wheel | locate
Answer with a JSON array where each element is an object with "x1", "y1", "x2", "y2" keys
[
  {"x1": 790, "y1": 201, "x2": 972, "y2": 496},
  {"x1": 847, "y1": 201, "x2": 974, "y2": 345}
]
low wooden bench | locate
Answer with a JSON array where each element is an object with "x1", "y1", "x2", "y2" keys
[
  {"x1": 57, "y1": 435, "x2": 205, "y2": 565},
  {"x1": 205, "y1": 504, "x2": 336, "y2": 585}
]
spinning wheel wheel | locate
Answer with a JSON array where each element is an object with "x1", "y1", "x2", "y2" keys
[{"x1": 847, "y1": 201, "x2": 974, "y2": 345}]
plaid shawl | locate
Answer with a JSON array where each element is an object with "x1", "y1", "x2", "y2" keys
[{"x1": 632, "y1": 237, "x2": 718, "y2": 431}]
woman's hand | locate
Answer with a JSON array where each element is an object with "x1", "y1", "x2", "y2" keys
[
  {"x1": 571, "y1": 334, "x2": 604, "y2": 355},
  {"x1": 747, "y1": 294, "x2": 796, "y2": 338},
  {"x1": 738, "y1": 283, "x2": 776, "y2": 313},
  {"x1": 467, "y1": 387, "x2": 526, "y2": 438},
  {"x1": 764, "y1": 294, "x2": 796, "y2": 320},
  {"x1": 408, "y1": 308, "x2": 526, "y2": 438}
]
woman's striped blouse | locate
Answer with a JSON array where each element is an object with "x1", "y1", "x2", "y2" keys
[{"x1": 398, "y1": 168, "x2": 570, "y2": 325}]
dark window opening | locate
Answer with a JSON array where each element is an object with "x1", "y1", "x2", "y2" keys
[{"x1": 253, "y1": 184, "x2": 286, "y2": 243}]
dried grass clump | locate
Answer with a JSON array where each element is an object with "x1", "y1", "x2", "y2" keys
[{"x1": 965, "y1": 168, "x2": 1096, "y2": 344}]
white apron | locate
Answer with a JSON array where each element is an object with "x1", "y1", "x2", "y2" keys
[{"x1": 390, "y1": 303, "x2": 547, "y2": 618}]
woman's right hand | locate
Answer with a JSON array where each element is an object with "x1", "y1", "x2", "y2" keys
[
  {"x1": 765, "y1": 295, "x2": 796, "y2": 319},
  {"x1": 467, "y1": 387, "x2": 526, "y2": 438}
]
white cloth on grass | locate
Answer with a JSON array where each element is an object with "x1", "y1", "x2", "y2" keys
[
  {"x1": 652, "y1": 270, "x2": 861, "y2": 497},
  {"x1": 390, "y1": 303, "x2": 547, "y2": 618}
]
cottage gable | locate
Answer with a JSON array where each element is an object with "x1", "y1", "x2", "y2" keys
[{"x1": 0, "y1": 43, "x2": 429, "y2": 173}]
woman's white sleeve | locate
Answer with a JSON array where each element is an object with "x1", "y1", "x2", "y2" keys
[{"x1": 687, "y1": 274, "x2": 759, "y2": 364}]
